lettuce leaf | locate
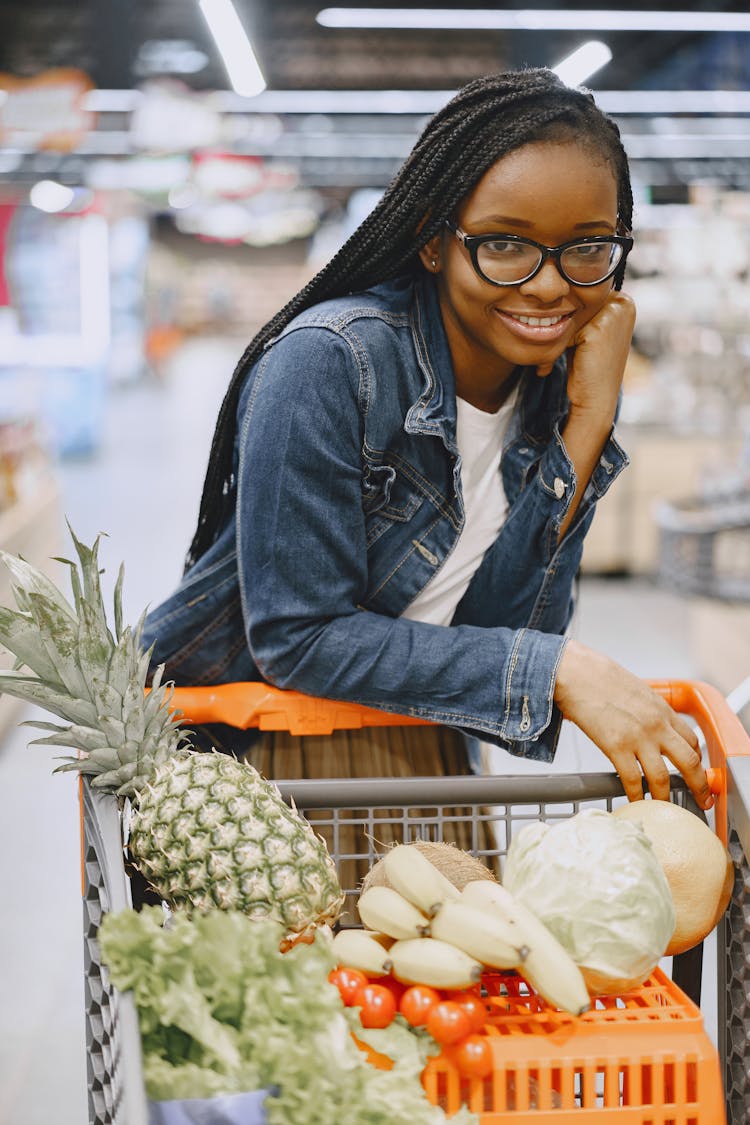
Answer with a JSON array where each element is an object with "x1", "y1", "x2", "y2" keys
[{"x1": 98, "y1": 907, "x2": 479, "y2": 1124}]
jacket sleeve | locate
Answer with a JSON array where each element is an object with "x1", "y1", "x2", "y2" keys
[{"x1": 235, "y1": 324, "x2": 569, "y2": 755}]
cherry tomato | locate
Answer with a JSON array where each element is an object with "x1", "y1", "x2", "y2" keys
[
  {"x1": 378, "y1": 975, "x2": 407, "y2": 1006},
  {"x1": 451, "y1": 1034, "x2": 494, "y2": 1079},
  {"x1": 355, "y1": 982, "x2": 398, "y2": 1028},
  {"x1": 426, "y1": 1000, "x2": 473, "y2": 1045},
  {"x1": 450, "y1": 990, "x2": 489, "y2": 1033},
  {"x1": 399, "y1": 984, "x2": 442, "y2": 1027},
  {"x1": 329, "y1": 967, "x2": 369, "y2": 1006}
]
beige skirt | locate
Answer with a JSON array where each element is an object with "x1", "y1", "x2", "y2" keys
[{"x1": 242, "y1": 724, "x2": 499, "y2": 922}]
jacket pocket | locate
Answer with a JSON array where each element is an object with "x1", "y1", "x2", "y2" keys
[{"x1": 362, "y1": 461, "x2": 425, "y2": 546}]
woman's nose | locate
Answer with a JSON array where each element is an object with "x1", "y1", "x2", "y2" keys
[{"x1": 518, "y1": 258, "x2": 571, "y2": 301}]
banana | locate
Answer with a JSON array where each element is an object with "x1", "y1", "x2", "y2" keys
[
  {"x1": 357, "y1": 885, "x2": 431, "y2": 939},
  {"x1": 388, "y1": 937, "x2": 483, "y2": 989},
  {"x1": 461, "y1": 880, "x2": 590, "y2": 1016},
  {"x1": 430, "y1": 900, "x2": 528, "y2": 969},
  {"x1": 382, "y1": 843, "x2": 462, "y2": 916},
  {"x1": 331, "y1": 928, "x2": 393, "y2": 976}
]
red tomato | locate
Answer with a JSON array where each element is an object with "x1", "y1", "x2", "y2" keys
[
  {"x1": 451, "y1": 1033, "x2": 494, "y2": 1079},
  {"x1": 378, "y1": 975, "x2": 407, "y2": 1006},
  {"x1": 329, "y1": 967, "x2": 369, "y2": 1006},
  {"x1": 355, "y1": 982, "x2": 398, "y2": 1028},
  {"x1": 399, "y1": 984, "x2": 442, "y2": 1027},
  {"x1": 426, "y1": 1001, "x2": 473, "y2": 1045},
  {"x1": 450, "y1": 990, "x2": 489, "y2": 1033}
]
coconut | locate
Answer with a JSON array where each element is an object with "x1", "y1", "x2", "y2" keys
[
  {"x1": 612, "y1": 799, "x2": 734, "y2": 956},
  {"x1": 360, "y1": 839, "x2": 497, "y2": 895}
]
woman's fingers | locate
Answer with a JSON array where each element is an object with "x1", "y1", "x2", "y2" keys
[{"x1": 554, "y1": 641, "x2": 714, "y2": 809}]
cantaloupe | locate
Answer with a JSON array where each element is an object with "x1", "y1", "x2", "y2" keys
[{"x1": 612, "y1": 799, "x2": 734, "y2": 956}]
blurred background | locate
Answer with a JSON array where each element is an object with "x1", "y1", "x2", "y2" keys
[{"x1": 0, "y1": 2, "x2": 749, "y2": 1122}]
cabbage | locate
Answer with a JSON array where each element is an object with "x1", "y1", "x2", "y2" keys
[{"x1": 503, "y1": 808, "x2": 676, "y2": 994}]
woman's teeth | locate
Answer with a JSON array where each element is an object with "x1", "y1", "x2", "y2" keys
[{"x1": 512, "y1": 314, "x2": 566, "y2": 327}]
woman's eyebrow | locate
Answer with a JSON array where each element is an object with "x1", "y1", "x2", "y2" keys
[{"x1": 470, "y1": 215, "x2": 615, "y2": 232}]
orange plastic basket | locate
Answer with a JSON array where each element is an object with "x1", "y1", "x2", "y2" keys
[{"x1": 423, "y1": 968, "x2": 723, "y2": 1122}]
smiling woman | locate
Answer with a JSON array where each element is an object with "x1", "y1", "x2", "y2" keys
[{"x1": 139, "y1": 68, "x2": 714, "y2": 818}]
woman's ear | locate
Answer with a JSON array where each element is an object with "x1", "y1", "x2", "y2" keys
[{"x1": 418, "y1": 234, "x2": 442, "y2": 274}]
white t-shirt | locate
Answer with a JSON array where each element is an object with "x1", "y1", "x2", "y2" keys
[{"x1": 402, "y1": 389, "x2": 518, "y2": 626}]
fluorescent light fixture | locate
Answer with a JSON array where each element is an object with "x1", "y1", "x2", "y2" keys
[
  {"x1": 317, "y1": 8, "x2": 750, "y2": 32},
  {"x1": 552, "y1": 41, "x2": 612, "y2": 86},
  {"x1": 198, "y1": 0, "x2": 266, "y2": 97},
  {"x1": 79, "y1": 87, "x2": 750, "y2": 118}
]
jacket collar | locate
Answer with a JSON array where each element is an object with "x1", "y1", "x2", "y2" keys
[{"x1": 405, "y1": 271, "x2": 569, "y2": 447}]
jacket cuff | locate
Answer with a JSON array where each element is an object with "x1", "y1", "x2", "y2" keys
[
  {"x1": 534, "y1": 424, "x2": 628, "y2": 548},
  {"x1": 498, "y1": 629, "x2": 568, "y2": 747}
]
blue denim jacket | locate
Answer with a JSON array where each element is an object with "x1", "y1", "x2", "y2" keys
[{"x1": 142, "y1": 273, "x2": 628, "y2": 762}]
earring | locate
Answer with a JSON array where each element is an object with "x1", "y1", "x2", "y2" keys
[{"x1": 431, "y1": 258, "x2": 437, "y2": 269}]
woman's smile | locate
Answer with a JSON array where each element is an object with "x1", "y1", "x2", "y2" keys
[{"x1": 494, "y1": 307, "x2": 576, "y2": 342}]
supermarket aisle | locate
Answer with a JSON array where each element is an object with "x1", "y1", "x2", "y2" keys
[{"x1": 0, "y1": 337, "x2": 706, "y2": 1125}]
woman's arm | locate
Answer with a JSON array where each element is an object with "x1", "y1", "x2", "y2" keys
[{"x1": 553, "y1": 291, "x2": 636, "y2": 540}]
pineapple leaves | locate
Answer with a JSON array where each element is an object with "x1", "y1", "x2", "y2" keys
[
  {"x1": 113, "y1": 562, "x2": 125, "y2": 642},
  {"x1": 0, "y1": 606, "x2": 65, "y2": 685},
  {"x1": 0, "y1": 669, "x2": 100, "y2": 726},
  {"x1": 0, "y1": 550, "x2": 77, "y2": 622},
  {"x1": 0, "y1": 526, "x2": 193, "y2": 800}
]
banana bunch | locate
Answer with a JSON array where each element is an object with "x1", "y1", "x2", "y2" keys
[{"x1": 332, "y1": 843, "x2": 591, "y2": 1016}]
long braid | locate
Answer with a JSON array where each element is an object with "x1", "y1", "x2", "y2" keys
[{"x1": 186, "y1": 68, "x2": 633, "y2": 568}]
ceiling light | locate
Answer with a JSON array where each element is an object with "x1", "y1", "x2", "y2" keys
[
  {"x1": 198, "y1": 0, "x2": 266, "y2": 97},
  {"x1": 317, "y1": 8, "x2": 750, "y2": 32},
  {"x1": 552, "y1": 41, "x2": 612, "y2": 86}
]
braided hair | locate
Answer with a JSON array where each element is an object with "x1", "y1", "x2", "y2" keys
[{"x1": 186, "y1": 67, "x2": 633, "y2": 568}]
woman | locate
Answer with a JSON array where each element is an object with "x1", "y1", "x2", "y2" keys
[{"x1": 143, "y1": 69, "x2": 712, "y2": 823}]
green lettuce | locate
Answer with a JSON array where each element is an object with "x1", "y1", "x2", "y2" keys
[{"x1": 98, "y1": 907, "x2": 479, "y2": 1124}]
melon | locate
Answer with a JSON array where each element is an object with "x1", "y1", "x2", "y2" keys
[{"x1": 612, "y1": 799, "x2": 734, "y2": 956}]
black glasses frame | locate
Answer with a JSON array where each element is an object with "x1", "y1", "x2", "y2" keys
[{"x1": 444, "y1": 220, "x2": 634, "y2": 287}]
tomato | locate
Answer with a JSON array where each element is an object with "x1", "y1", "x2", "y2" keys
[
  {"x1": 329, "y1": 967, "x2": 369, "y2": 1006},
  {"x1": 355, "y1": 982, "x2": 398, "y2": 1028},
  {"x1": 399, "y1": 984, "x2": 442, "y2": 1027},
  {"x1": 450, "y1": 989, "x2": 489, "y2": 1033},
  {"x1": 378, "y1": 975, "x2": 407, "y2": 1006},
  {"x1": 451, "y1": 1034, "x2": 494, "y2": 1079},
  {"x1": 426, "y1": 1000, "x2": 473, "y2": 1045}
]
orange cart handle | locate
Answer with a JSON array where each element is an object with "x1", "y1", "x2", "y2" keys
[
  {"x1": 165, "y1": 681, "x2": 434, "y2": 737},
  {"x1": 163, "y1": 677, "x2": 750, "y2": 843}
]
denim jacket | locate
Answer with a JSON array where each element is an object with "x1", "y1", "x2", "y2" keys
[{"x1": 142, "y1": 273, "x2": 628, "y2": 762}]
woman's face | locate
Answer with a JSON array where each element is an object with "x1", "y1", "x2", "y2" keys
[{"x1": 424, "y1": 140, "x2": 620, "y2": 410}]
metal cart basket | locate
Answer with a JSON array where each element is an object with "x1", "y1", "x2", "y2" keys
[{"x1": 81, "y1": 678, "x2": 750, "y2": 1125}]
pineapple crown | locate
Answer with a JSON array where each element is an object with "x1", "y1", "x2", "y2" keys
[{"x1": 0, "y1": 525, "x2": 190, "y2": 798}]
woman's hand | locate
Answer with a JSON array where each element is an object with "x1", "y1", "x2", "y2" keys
[
  {"x1": 563, "y1": 290, "x2": 636, "y2": 425},
  {"x1": 554, "y1": 639, "x2": 714, "y2": 810}
]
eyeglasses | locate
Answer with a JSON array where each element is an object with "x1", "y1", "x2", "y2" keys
[{"x1": 444, "y1": 220, "x2": 633, "y2": 287}]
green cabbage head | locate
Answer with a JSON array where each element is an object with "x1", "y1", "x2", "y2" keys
[{"x1": 503, "y1": 808, "x2": 676, "y2": 995}]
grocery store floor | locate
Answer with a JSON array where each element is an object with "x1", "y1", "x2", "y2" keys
[{"x1": 0, "y1": 337, "x2": 721, "y2": 1125}]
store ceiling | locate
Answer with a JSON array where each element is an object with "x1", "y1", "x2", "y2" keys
[
  {"x1": 1, "y1": 1, "x2": 750, "y2": 189},
  {"x1": 1, "y1": 0, "x2": 749, "y2": 92}
]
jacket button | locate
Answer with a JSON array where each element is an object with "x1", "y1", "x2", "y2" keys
[{"x1": 553, "y1": 477, "x2": 566, "y2": 499}]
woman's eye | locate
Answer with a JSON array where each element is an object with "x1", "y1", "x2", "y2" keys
[
  {"x1": 570, "y1": 242, "x2": 608, "y2": 260},
  {"x1": 482, "y1": 240, "x2": 526, "y2": 256}
]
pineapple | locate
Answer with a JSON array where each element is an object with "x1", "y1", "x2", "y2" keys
[{"x1": 0, "y1": 528, "x2": 343, "y2": 933}]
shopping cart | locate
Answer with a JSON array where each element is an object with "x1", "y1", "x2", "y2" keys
[{"x1": 80, "y1": 678, "x2": 750, "y2": 1125}]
